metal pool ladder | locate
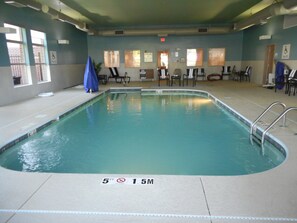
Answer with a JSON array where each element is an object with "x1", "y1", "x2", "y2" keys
[{"x1": 249, "y1": 101, "x2": 287, "y2": 148}]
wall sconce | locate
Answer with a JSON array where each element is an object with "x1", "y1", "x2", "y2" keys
[
  {"x1": 259, "y1": 35, "x2": 271, "y2": 40},
  {"x1": 57, "y1": 39, "x2": 69, "y2": 44}
]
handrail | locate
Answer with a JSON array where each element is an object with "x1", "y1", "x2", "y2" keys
[
  {"x1": 249, "y1": 101, "x2": 286, "y2": 144},
  {"x1": 261, "y1": 107, "x2": 297, "y2": 148}
]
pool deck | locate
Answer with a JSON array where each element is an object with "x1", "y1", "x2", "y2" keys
[{"x1": 1, "y1": 81, "x2": 297, "y2": 223}]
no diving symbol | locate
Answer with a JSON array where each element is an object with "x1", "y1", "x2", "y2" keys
[{"x1": 116, "y1": 178, "x2": 126, "y2": 183}]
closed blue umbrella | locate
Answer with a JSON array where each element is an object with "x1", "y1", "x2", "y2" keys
[
  {"x1": 84, "y1": 56, "x2": 99, "y2": 93},
  {"x1": 275, "y1": 61, "x2": 285, "y2": 90}
]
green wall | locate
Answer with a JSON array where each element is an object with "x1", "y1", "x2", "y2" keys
[
  {"x1": 0, "y1": 2, "x2": 88, "y2": 106},
  {"x1": 88, "y1": 32, "x2": 244, "y2": 65},
  {"x1": 0, "y1": 1, "x2": 88, "y2": 67},
  {"x1": 1, "y1": 0, "x2": 297, "y2": 105},
  {"x1": 242, "y1": 16, "x2": 297, "y2": 61},
  {"x1": 87, "y1": 15, "x2": 297, "y2": 68}
]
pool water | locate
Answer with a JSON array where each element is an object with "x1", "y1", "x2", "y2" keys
[{"x1": 0, "y1": 91, "x2": 285, "y2": 175}]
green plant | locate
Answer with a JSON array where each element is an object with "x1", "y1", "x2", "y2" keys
[{"x1": 92, "y1": 60, "x2": 102, "y2": 74}]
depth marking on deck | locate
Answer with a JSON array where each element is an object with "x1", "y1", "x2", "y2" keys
[
  {"x1": 0, "y1": 209, "x2": 297, "y2": 222},
  {"x1": 101, "y1": 177, "x2": 154, "y2": 185}
]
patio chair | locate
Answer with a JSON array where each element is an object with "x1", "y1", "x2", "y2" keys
[
  {"x1": 197, "y1": 68, "x2": 206, "y2": 80},
  {"x1": 183, "y1": 68, "x2": 197, "y2": 86},
  {"x1": 221, "y1": 66, "x2": 231, "y2": 80},
  {"x1": 230, "y1": 65, "x2": 237, "y2": 80},
  {"x1": 240, "y1": 66, "x2": 252, "y2": 82},
  {"x1": 287, "y1": 69, "x2": 297, "y2": 96},
  {"x1": 108, "y1": 67, "x2": 130, "y2": 83},
  {"x1": 171, "y1": 68, "x2": 182, "y2": 86},
  {"x1": 158, "y1": 68, "x2": 170, "y2": 86}
]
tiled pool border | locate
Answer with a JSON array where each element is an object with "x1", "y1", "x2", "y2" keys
[
  {"x1": 0, "y1": 91, "x2": 106, "y2": 154},
  {"x1": 0, "y1": 87, "x2": 287, "y2": 160},
  {"x1": 212, "y1": 94, "x2": 287, "y2": 157}
]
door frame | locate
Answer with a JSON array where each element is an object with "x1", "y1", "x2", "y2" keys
[
  {"x1": 157, "y1": 50, "x2": 169, "y2": 68},
  {"x1": 263, "y1": 44, "x2": 275, "y2": 84}
]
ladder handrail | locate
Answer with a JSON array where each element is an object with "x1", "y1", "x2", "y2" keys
[
  {"x1": 261, "y1": 107, "x2": 297, "y2": 147},
  {"x1": 249, "y1": 101, "x2": 286, "y2": 143}
]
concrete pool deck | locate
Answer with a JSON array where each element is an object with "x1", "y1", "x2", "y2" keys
[{"x1": 0, "y1": 81, "x2": 297, "y2": 223}]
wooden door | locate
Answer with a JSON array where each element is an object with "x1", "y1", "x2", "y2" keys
[{"x1": 263, "y1": 45, "x2": 275, "y2": 84}]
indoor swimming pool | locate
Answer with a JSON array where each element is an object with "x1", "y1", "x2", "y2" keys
[{"x1": 0, "y1": 90, "x2": 285, "y2": 175}]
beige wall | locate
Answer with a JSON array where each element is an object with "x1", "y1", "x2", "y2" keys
[{"x1": 0, "y1": 64, "x2": 85, "y2": 106}]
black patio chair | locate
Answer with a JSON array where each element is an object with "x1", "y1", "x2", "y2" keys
[
  {"x1": 171, "y1": 68, "x2": 182, "y2": 86},
  {"x1": 158, "y1": 68, "x2": 170, "y2": 86},
  {"x1": 183, "y1": 68, "x2": 197, "y2": 86},
  {"x1": 108, "y1": 67, "x2": 130, "y2": 83}
]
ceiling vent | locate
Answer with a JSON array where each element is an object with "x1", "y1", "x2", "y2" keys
[
  {"x1": 198, "y1": 28, "x2": 208, "y2": 33},
  {"x1": 115, "y1": 30, "x2": 124, "y2": 35}
]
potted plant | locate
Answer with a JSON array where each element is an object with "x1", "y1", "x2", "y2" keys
[
  {"x1": 92, "y1": 60, "x2": 107, "y2": 84},
  {"x1": 92, "y1": 60, "x2": 102, "y2": 75}
]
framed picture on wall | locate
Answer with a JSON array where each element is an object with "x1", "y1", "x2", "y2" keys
[
  {"x1": 50, "y1": 51, "x2": 57, "y2": 64},
  {"x1": 282, "y1": 44, "x2": 290, "y2": 59},
  {"x1": 144, "y1": 52, "x2": 153, "y2": 62},
  {"x1": 208, "y1": 48, "x2": 225, "y2": 66}
]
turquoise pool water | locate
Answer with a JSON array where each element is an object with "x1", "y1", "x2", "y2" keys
[{"x1": 0, "y1": 91, "x2": 285, "y2": 175}]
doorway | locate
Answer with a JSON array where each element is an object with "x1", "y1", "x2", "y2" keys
[
  {"x1": 157, "y1": 50, "x2": 169, "y2": 68},
  {"x1": 263, "y1": 45, "x2": 275, "y2": 84}
]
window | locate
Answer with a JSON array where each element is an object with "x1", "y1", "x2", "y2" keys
[
  {"x1": 125, "y1": 50, "x2": 140, "y2": 67},
  {"x1": 208, "y1": 48, "x2": 225, "y2": 66},
  {"x1": 5, "y1": 23, "x2": 31, "y2": 86},
  {"x1": 104, "y1": 50, "x2": 120, "y2": 67},
  {"x1": 30, "y1": 30, "x2": 51, "y2": 83},
  {"x1": 187, "y1": 49, "x2": 203, "y2": 67}
]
